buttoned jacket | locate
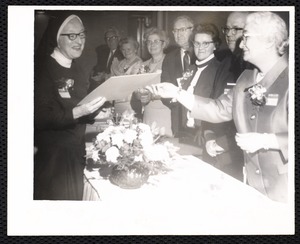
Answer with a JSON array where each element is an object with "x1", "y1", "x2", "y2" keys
[{"x1": 191, "y1": 55, "x2": 289, "y2": 202}]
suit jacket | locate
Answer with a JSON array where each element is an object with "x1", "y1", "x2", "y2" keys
[
  {"x1": 161, "y1": 47, "x2": 196, "y2": 136},
  {"x1": 89, "y1": 45, "x2": 123, "y2": 92},
  {"x1": 190, "y1": 54, "x2": 289, "y2": 202},
  {"x1": 203, "y1": 53, "x2": 244, "y2": 171},
  {"x1": 93, "y1": 45, "x2": 123, "y2": 74}
]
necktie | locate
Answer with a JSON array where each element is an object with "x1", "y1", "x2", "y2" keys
[
  {"x1": 183, "y1": 51, "x2": 190, "y2": 72},
  {"x1": 106, "y1": 51, "x2": 114, "y2": 73}
]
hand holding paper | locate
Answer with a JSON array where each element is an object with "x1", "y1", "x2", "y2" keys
[
  {"x1": 79, "y1": 72, "x2": 161, "y2": 105},
  {"x1": 73, "y1": 97, "x2": 107, "y2": 119}
]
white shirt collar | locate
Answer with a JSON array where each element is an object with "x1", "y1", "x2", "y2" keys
[
  {"x1": 195, "y1": 53, "x2": 215, "y2": 66},
  {"x1": 51, "y1": 47, "x2": 72, "y2": 68}
]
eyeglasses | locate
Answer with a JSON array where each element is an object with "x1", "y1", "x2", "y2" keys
[
  {"x1": 172, "y1": 27, "x2": 193, "y2": 34},
  {"x1": 241, "y1": 33, "x2": 262, "y2": 44},
  {"x1": 145, "y1": 40, "x2": 164, "y2": 46},
  {"x1": 60, "y1": 31, "x2": 86, "y2": 41},
  {"x1": 105, "y1": 35, "x2": 119, "y2": 41},
  {"x1": 192, "y1": 41, "x2": 214, "y2": 49},
  {"x1": 222, "y1": 27, "x2": 244, "y2": 35}
]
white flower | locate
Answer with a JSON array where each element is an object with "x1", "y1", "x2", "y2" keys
[
  {"x1": 111, "y1": 132, "x2": 125, "y2": 148},
  {"x1": 105, "y1": 146, "x2": 120, "y2": 163},
  {"x1": 139, "y1": 130, "x2": 154, "y2": 148},
  {"x1": 124, "y1": 129, "x2": 137, "y2": 144},
  {"x1": 96, "y1": 130, "x2": 111, "y2": 143},
  {"x1": 91, "y1": 150, "x2": 100, "y2": 162},
  {"x1": 134, "y1": 154, "x2": 144, "y2": 162}
]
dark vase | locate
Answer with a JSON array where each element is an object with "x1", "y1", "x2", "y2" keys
[{"x1": 109, "y1": 164, "x2": 149, "y2": 189}]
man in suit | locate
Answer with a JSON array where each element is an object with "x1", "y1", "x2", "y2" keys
[
  {"x1": 89, "y1": 27, "x2": 124, "y2": 92},
  {"x1": 202, "y1": 12, "x2": 249, "y2": 180},
  {"x1": 161, "y1": 15, "x2": 195, "y2": 137},
  {"x1": 150, "y1": 12, "x2": 289, "y2": 202}
]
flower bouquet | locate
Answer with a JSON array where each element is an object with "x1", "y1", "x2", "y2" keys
[{"x1": 85, "y1": 111, "x2": 179, "y2": 189}]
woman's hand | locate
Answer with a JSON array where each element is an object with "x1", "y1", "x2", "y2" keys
[
  {"x1": 205, "y1": 140, "x2": 225, "y2": 157},
  {"x1": 91, "y1": 72, "x2": 106, "y2": 82},
  {"x1": 235, "y1": 133, "x2": 279, "y2": 153},
  {"x1": 135, "y1": 88, "x2": 152, "y2": 105},
  {"x1": 146, "y1": 83, "x2": 179, "y2": 99},
  {"x1": 73, "y1": 97, "x2": 107, "y2": 119}
]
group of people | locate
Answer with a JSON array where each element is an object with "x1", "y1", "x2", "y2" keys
[{"x1": 34, "y1": 10, "x2": 289, "y2": 203}]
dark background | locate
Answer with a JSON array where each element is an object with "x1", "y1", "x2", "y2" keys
[{"x1": 35, "y1": 10, "x2": 289, "y2": 80}]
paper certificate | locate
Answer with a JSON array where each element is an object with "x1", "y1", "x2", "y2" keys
[{"x1": 78, "y1": 72, "x2": 161, "y2": 105}]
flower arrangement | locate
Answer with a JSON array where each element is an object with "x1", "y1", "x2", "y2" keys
[
  {"x1": 245, "y1": 84, "x2": 267, "y2": 106},
  {"x1": 85, "y1": 111, "x2": 178, "y2": 186}
]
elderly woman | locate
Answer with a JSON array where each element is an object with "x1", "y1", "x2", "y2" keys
[
  {"x1": 34, "y1": 14, "x2": 106, "y2": 200},
  {"x1": 131, "y1": 27, "x2": 172, "y2": 136},
  {"x1": 110, "y1": 37, "x2": 142, "y2": 76},
  {"x1": 149, "y1": 12, "x2": 289, "y2": 202},
  {"x1": 110, "y1": 37, "x2": 143, "y2": 114},
  {"x1": 174, "y1": 23, "x2": 236, "y2": 154}
]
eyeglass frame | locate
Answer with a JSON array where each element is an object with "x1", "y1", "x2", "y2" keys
[
  {"x1": 144, "y1": 40, "x2": 164, "y2": 46},
  {"x1": 60, "y1": 31, "x2": 86, "y2": 41},
  {"x1": 105, "y1": 35, "x2": 119, "y2": 42},
  {"x1": 192, "y1": 41, "x2": 214, "y2": 49},
  {"x1": 172, "y1": 27, "x2": 193, "y2": 34},
  {"x1": 241, "y1": 33, "x2": 262, "y2": 44},
  {"x1": 222, "y1": 27, "x2": 244, "y2": 35}
]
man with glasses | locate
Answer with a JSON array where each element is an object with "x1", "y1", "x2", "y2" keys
[
  {"x1": 161, "y1": 15, "x2": 195, "y2": 137},
  {"x1": 202, "y1": 12, "x2": 249, "y2": 180},
  {"x1": 89, "y1": 27, "x2": 124, "y2": 91}
]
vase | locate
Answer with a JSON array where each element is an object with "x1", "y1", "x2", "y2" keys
[{"x1": 109, "y1": 164, "x2": 149, "y2": 189}]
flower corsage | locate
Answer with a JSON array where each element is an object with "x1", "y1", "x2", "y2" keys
[
  {"x1": 171, "y1": 69, "x2": 194, "y2": 103},
  {"x1": 244, "y1": 84, "x2": 267, "y2": 106}
]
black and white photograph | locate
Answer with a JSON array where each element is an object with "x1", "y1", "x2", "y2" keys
[{"x1": 8, "y1": 6, "x2": 295, "y2": 235}]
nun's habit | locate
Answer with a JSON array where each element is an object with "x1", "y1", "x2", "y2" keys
[{"x1": 34, "y1": 14, "x2": 89, "y2": 200}]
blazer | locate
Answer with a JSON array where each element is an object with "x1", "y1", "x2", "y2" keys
[
  {"x1": 161, "y1": 47, "x2": 196, "y2": 136},
  {"x1": 89, "y1": 45, "x2": 124, "y2": 92},
  {"x1": 93, "y1": 45, "x2": 123, "y2": 74},
  {"x1": 203, "y1": 53, "x2": 244, "y2": 170},
  {"x1": 190, "y1": 55, "x2": 289, "y2": 202}
]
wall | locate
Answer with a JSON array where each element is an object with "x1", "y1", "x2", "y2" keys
[{"x1": 35, "y1": 10, "x2": 290, "y2": 82}]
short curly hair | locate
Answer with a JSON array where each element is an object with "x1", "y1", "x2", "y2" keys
[
  {"x1": 191, "y1": 23, "x2": 222, "y2": 49},
  {"x1": 119, "y1": 37, "x2": 139, "y2": 50},
  {"x1": 246, "y1": 11, "x2": 288, "y2": 56},
  {"x1": 143, "y1": 27, "x2": 170, "y2": 49}
]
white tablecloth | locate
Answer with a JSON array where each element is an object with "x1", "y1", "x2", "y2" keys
[{"x1": 82, "y1": 155, "x2": 293, "y2": 235}]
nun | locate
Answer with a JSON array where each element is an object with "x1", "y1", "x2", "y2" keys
[{"x1": 34, "y1": 13, "x2": 106, "y2": 200}]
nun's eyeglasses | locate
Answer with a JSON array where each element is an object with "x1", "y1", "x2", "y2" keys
[{"x1": 60, "y1": 31, "x2": 86, "y2": 41}]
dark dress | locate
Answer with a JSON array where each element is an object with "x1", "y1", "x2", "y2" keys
[{"x1": 34, "y1": 56, "x2": 89, "y2": 200}]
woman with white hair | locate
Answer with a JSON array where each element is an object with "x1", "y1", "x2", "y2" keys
[
  {"x1": 34, "y1": 14, "x2": 106, "y2": 200},
  {"x1": 131, "y1": 27, "x2": 172, "y2": 136},
  {"x1": 148, "y1": 12, "x2": 289, "y2": 202}
]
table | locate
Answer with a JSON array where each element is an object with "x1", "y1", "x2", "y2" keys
[
  {"x1": 83, "y1": 123, "x2": 293, "y2": 234},
  {"x1": 82, "y1": 155, "x2": 293, "y2": 235}
]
